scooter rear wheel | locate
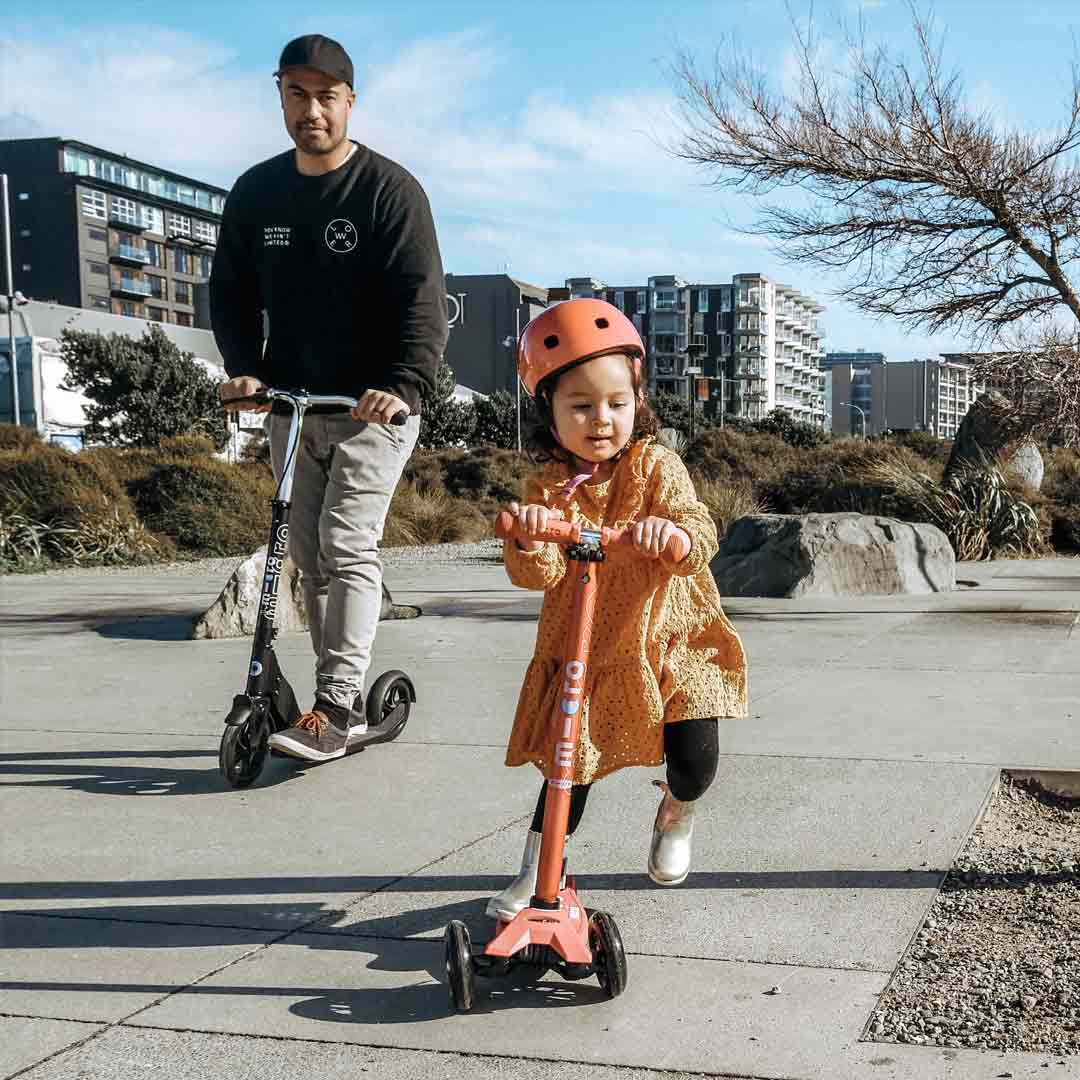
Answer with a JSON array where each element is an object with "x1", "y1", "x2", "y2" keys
[
  {"x1": 444, "y1": 920, "x2": 475, "y2": 1012},
  {"x1": 219, "y1": 718, "x2": 269, "y2": 788},
  {"x1": 365, "y1": 670, "x2": 414, "y2": 736},
  {"x1": 589, "y1": 911, "x2": 627, "y2": 999}
]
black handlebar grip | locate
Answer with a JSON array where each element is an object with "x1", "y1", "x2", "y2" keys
[{"x1": 390, "y1": 412, "x2": 408, "y2": 426}]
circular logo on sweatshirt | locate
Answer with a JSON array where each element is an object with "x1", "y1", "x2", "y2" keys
[{"x1": 325, "y1": 218, "x2": 358, "y2": 253}]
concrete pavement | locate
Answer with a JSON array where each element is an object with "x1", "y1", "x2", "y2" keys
[{"x1": 3, "y1": 554, "x2": 1080, "y2": 1078}]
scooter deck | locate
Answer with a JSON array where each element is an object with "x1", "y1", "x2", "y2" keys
[{"x1": 484, "y1": 883, "x2": 592, "y2": 966}]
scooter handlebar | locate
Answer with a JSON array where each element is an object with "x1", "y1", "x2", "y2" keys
[
  {"x1": 494, "y1": 512, "x2": 690, "y2": 565},
  {"x1": 221, "y1": 389, "x2": 408, "y2": 425}
]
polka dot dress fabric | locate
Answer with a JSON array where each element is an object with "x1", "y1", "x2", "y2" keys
[{"x1": 503, "y1": 438, "x2": 748, "y2": 785}]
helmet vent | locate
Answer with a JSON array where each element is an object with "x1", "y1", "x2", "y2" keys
[
  {"x1": 595, "y1": 317, "x2": 610, "y2": 328},
  {"x1": 543, "y1": 334, "x2": 560, "y2": 349}
]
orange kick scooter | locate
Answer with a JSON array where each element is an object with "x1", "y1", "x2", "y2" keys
[{"x1": 443, "y1": 511, "x2": 689, "y2": 1010}]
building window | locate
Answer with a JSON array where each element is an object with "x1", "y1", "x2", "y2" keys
[
  {"x1": 145, "y1": 306, "x2": 165, "y2": 322},
  {"x1": 21, "y1": 264, "x2": 31, "y2": 272},
  {"x1": 146, "y1": 240, "x2": 165, "y2": 268},
  {"x1": 636, "y1": 289, "x2": 647, "y2": 313},
  {"x1": 17, "y1": 192, "x2": 29, "y2": 201},
  {"x1": 89, "y1": 294, "x2": 109, "y2": 310},
  {"x1": 119, "y1": 302, "x2": 137, "y2": 317},
  {"x1": 720, "y1": 332, "x2": 731, "y2": 353},
  {"x1": 174, "y1": 248, "x2": 191, "y2": 274},
  {"x1": 697, "y1": 290, "x2": 709, "y2": 314},
  {"x1": 140, "y1": 205, "x2": 165, "y2": 234},
  {"x1": 199, "y1": 253, "x2": 213, "y2": 278},
  {"x1": 147, "y1": 274, "x2": 166, "y2": 299},
  {"x1": 193, "y1": 219, "x2": 216, "y2": 244},
  {"x1": 720, "y1": 288, "x2": 732, "y2": 312},
  {"x1": 175, "y1": 280, "x2": 191, "y2": 304},
  {"x1": 81, "y1": 190, "x2": 107, "y2": 219},
  {"x1": 19, "y1": 228, "x2": 30, "y2": 238},
  {"x1": 613, "y1": 290, "x2": 624, "y2": 311},
  {"x1": 111, "y1": 196, "x2": 138, "y2": 225},
  {"x1": 175, "y1": 311, "x2": 193, "y2": 327},
  {"x1": 88, "y1": 261, "x2": 108, "y2": 276},
  {"x1": 169, "y1": 213, "x2": 191, "y2": 238}
]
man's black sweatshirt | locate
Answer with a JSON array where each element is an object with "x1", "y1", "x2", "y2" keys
[{"x1": 209, "y1": 143, "x2": 448, "y2": 415}]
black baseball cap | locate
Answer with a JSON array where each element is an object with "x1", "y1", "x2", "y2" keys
[{"x1": 275, "y1": 34, "x2": 354, "y2": 88}]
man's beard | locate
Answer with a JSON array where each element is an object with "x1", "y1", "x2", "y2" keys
[{"x1": 294, "y1": 124, "x2": 343, "y2": 155}]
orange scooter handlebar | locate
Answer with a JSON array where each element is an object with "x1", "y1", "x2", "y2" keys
[{"x1": 494, "y1": 512, "x2": 690, "y2": 565}]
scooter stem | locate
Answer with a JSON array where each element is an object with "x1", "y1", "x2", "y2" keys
[{"x1": 533, "y1": 539, "x2": 600, "y2": 904}]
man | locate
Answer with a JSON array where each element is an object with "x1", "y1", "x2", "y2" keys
[{"x1": 212, "y1": 33, "x2": 447, "y2": 762}]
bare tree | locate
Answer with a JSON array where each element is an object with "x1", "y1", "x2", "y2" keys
[{"x1": 673, "y1": 6, "x2": 1080, "y2": 437}]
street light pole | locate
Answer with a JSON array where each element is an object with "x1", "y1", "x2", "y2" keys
[
  {"x1": 514, "y1": 306, "x2": 521, "y2": 453},
  {"x1": 1, "y1": 174, "x2": 19, "y2": 427},
  {"x1": 839, "y1": 401, "x2": 866, "y2": 439}
]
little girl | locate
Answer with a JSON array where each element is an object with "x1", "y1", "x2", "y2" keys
[{"x1": 488, "y1": 297, "x2": 748, "y2": 922}]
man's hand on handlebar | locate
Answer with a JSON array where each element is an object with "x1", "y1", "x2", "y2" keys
[
  {"x1": 632, "y1": 516, "x2": 691, "y2": 561},
  {"x1": 352, "y1": 389, "x2": 408, "y2": 425},
  {"x1": 506, "y1": 501, "x2": 564, "y2": 553},
  {"x1": 220, "y1": 376, "x2": 271, "y2": 413}
]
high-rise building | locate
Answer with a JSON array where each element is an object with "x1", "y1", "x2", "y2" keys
[
  {"x1": 0, "y1": 138, "x2": 226, "y2": 328},
  {"x1": 560, "y1": 272, "x2": 828, "y2": 425}
]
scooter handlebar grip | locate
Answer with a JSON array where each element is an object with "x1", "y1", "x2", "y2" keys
[
  {"x1": 390, "y1": 411, "x2": 408, "y2": 426},
  {"x1": 494, "y1": 511, "x2": 578, "y2": 545},
  {"x1": 610, "y1": 526, "x2": 691, "y2": 566}
]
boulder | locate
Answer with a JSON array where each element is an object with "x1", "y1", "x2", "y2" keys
[
  {"x1": 944, "y1": 390, "x2": 1043, "y2": 490},
  {"x1": 711, "y1": 513, "x2": 955, "y2": 598},
  {"x1": 191, "y1": 546, "x2": 418, "y2": 639},
  {"x1": 1002, "y1": 439, "x2": 1044, "y2": 493}
]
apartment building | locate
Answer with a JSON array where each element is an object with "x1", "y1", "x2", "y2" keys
[
  {"x1": 562, "y1": 273, "x2": 828, "y2": 425},
  {"x1": 0, "y1": 138, "x2": 226, "y2": 328}
]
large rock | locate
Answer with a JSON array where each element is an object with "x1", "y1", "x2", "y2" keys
[
  {"x1": 944, "y1": 390, "x2": 1043, "y2": 490},
  {"x1": 711, "y1": 513, "x2": 955, "y2": 598},
  {"x1": 191, "y1": 546, "x2": 417, "y2": 639}
]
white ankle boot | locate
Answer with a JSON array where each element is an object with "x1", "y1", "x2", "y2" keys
[
  {"x1": 486, "y1": 830, "x2": 569, "y2": 921},
  {"x1": 648, "y1": 780, "x2": 695, "y2": 886}
]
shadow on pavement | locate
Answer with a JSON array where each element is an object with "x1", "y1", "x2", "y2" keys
[{"x1": 0, "y1": 748, "x2": 300, "y2": 795}]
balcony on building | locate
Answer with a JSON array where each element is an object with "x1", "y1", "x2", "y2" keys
[
  {"x1": 109, "y1": 243, "x2": 151, "y2": 268},
  {"x1": 109, "y1": 215, "x2": 146, "y2": 234},
  {"x1": 111, "y1": 276, "x2": 153, "y2": 299}
]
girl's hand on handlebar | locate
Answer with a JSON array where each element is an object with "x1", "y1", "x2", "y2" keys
[
  {"x1": 632, "y1": 516, "x2": 690, "y2": 561},
  {"x1": 506, "y1": 501, "x2": 563, "y2": 552},
  {"x1": 220, "y1": 376, "x2": 270, "y2": 413},
  {"x1": 352, "y1": 389, "x2": 408, "y2": 424}
]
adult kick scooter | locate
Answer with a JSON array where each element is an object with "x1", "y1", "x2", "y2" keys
[
  {"x1": 218, "y1": 387, "x2": 416, "y2": 789},
  {"x1": 444, "y1": 511, "x2": 689, "y2": 1010}
]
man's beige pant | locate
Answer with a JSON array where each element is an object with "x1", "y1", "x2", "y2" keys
[{"x1": 269, "y1": 412, "x2": 419, "y2": 712}]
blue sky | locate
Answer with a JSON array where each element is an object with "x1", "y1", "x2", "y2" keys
[{"x1": 3, "y1": 0, "x2": 1079, "y2": 358}]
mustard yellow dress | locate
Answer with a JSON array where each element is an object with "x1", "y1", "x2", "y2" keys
[{"x1": 503, "y1": 437, "x2": 748, "y2": 785}]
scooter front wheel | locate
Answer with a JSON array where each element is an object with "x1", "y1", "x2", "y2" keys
[
  {"x1": 589, "y1": 911, "x2": 627, "y2": 999},
  {"x1": 219, "y1": 718, "x2": 269, "y2": 788},
  {"x1": 365, "y1": 670, "x2": 414, "y2": 736},
  {"x1": 444, "y1": 920, "x2": 475, "y2": 1012}
]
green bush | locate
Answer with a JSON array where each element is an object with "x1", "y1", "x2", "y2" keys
[
  {"x1": 754, "y1": 409, "x2": 832, "y2": 448},
  {"x1": 159, "y1": 434, "x2": 216, "y2": 459},
  {"x1": 133, "y1": 460, "x2": 276, "y2": 556},
  {"x1": 685, "y1": 426, "x2": 799, "y2": 488},
  {"x1": 1042, "y1": 448, "x2": 1080, "y2": 505}
]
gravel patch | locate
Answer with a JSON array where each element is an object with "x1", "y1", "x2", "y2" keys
[
  {"x1": 1, "y1": 541, "x2": 504, "y2": 582},
  {"x1": 870, "y1": 774, "x2": 1080, "y2": 1056}
]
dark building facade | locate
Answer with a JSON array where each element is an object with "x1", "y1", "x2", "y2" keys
[
  {"x1": 442, "y1": 274, "x2": 548, "y2": 395},
  {"x1": 0, "y1": 138, "x2": 226, "y2": 328}
]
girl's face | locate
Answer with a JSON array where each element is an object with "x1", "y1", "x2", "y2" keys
[{"x1": 550, "y1": 352, "x2": 638, "y2": 465}]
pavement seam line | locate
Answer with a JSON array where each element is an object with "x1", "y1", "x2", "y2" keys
[
  {"x1": 105, "y1": 1021, "x2": 804, "y2": 1080},
  {"x1": 0, "y1": 1014, "x2": 110, "y2": 1080}
]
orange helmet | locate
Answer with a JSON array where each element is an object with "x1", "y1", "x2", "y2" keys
[{"x1": 518, "y1": 298, "x2": 644, "y2": 397}]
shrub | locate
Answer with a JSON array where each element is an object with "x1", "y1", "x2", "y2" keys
[
  {"x1": 418, "y1": 361, "x2": 477, "y2": 450},
  {"x1": 1051, "y1": 506, "x2": 1080, "y2": 552},
  {"x1": 442, "y1": 447, "x2": 528, "y2": 505},
  {"x1": 0, "y1": 424, "x2": 42, "y2": 451},
  {"x1": 474, "y1": 390, "x2": 522, "y2": 449},
  {"x1": 684, "y1": 426, "x2": 800, "y2": 488},
  {"x1": 1042, "y1": 448, "x2": 1080, "y2": 505},
  {"x1": 133, "y1": 460, "x2": 276, "y2": 555},
  {"x1": 159, "y1": 434, "x2": 216, "y2": 459},
  {"x1": 754, "y1": 409, "x2": 832, "y2": 448},
  {"x1": 383, "y1": 482, "x2": 489, "y2": 546},
  {"x1": 695, "y1": 478, "x2": 767, "y2": 541},
  {"x1": 889, "y1": 430, "x2": 953, "y2": 466},
  {"x1": 0, "y1": 444, "x2": 163, "y2": 565},
  {"x1": 650, "y1": 392, "x2": 691, "y2": 435}
]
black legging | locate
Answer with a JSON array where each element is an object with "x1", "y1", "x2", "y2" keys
[{"x1": 530, "y1": 717, "x2": 719, "y2": 837}]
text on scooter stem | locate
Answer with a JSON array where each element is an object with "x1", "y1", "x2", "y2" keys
[
  {"x1": 260, "y1": 522, "x2": 290, "y2": 625},
  {"x1": 554, "y1": 659, "x2": 586, "y2": 770}
]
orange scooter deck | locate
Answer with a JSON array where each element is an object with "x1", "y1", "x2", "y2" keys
[{"x1": 484, "y1": 882, "x2": 592, "y2": 966}]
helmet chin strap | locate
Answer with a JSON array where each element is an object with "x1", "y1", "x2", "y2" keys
[{"x1": 551, "y1": 424, "x2": 600, "y2": 503}]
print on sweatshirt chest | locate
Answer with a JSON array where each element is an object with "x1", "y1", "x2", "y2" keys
[{"x1": 261, "y1": 218, "x2": 360, "y2": 255}]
